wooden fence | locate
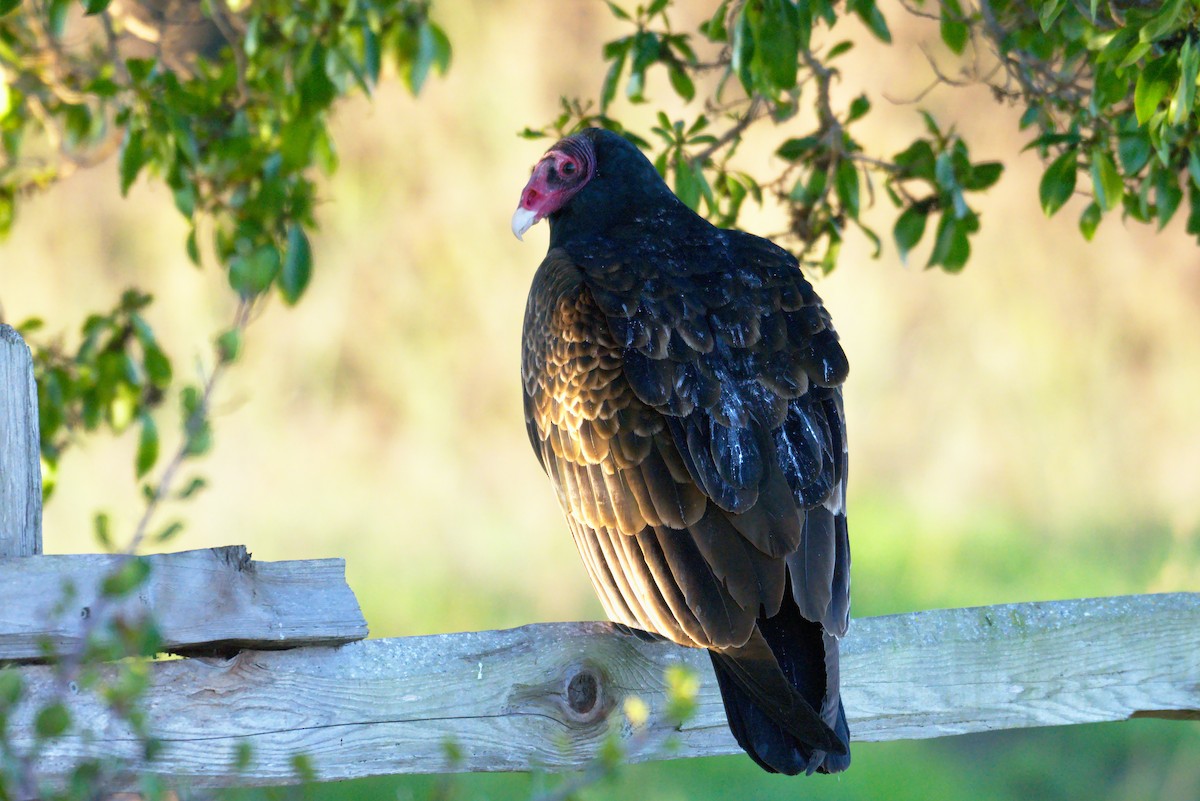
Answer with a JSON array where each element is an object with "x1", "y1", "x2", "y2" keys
[{"x1": 1, "y1": 323, "x2": 1198, "y2": 792}]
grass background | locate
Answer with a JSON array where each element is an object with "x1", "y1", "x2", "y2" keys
[{"x1": 2, "y1": 1, "x2": 1198, "y2": 798}]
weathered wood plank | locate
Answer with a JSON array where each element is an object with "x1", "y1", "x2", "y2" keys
[
  {"x1": 5, "y1": 593, "x2": 1197, "y2": 789},
  {"x1": 0, "y1": 324, "x2": 42, "y2": 558},
  {"x1": 0, "y1": 546, "x2": 368, "y2": 661}
]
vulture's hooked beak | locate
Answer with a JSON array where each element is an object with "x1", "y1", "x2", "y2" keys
[{"x1": 511, "y1": 206, "x2": 539, "y2": 241}]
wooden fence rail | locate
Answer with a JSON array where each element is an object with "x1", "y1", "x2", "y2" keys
[
  {"x1": 4, "y1": 593, "x2": 1198, "y2": 789},
  {"x1": 0, "y1": 547, "x2": 367, "y2": 662}
]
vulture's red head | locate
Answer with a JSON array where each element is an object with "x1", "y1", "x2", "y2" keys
[
  {"x1": 512, "y1": 128, "x2": 678, "y2": 244},
  {"x1": 512, "y1": 133, "x2": 597, "y2": 240}
]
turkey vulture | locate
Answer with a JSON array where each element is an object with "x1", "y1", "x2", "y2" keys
[{"x1": 513, "y1": 128, "x2": 850, "y2": 775}]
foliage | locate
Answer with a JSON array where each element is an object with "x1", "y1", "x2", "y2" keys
[
  {"x1": 525, "y1": 0, "x2": 1200, "y2": 273},
  {"x1": 0, "y1": 0, "x2": 449, "y2": 511},
  {"x1": 0, "y1": 557, "x2": 166, "y2": 801}
]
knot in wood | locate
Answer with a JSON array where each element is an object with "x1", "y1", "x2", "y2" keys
[{"x1": 564, "y1": 666, "x2": 604, "y2": 724}]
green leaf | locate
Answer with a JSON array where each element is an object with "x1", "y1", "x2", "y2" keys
[
  {"x1": 1090, "y1": 149, "x2": 1123, "y2": 212},
  {"x1": 291, "y1": 753, "x2": 317, "y2": 782},
  {"x1": 36, "y1": 702, "x2": 70, "y2": 738},
  {"x1": 668, "y1": 63, "x2": 695, "y2": 102},
  {"x1": 119, "y1": 130, "x2": 148, "y2": 196},
  {"x1": 144, "y1": 346, "x2": 171, "y2": 388},
  {"x1": 756, "y1": 0, "x2": 800, "y2": 90},
  {"x1": 850, "y1": 0, "x2": 892, "y2": 43},
  {"x1": 0, "y1": 191, "x2": 13, "y2": 239},
  {"x1": 362, "y1": 25, "x2": 381, "y2": 85},
  {"x1": 47, "y1": 0, "x2": 69, "y2": 36},
  {"x1": 1017, "y1": 105, "x2": 1039, "y2": 129},
  {"x1": 1173, "y1": 35, "x2": 1199, "y2": 125},
  {"x1": 217, "y1": 329, "x2": 242, "y2": 364},
  {"x1": 701, "y1": 1, "x2": 730, "y2": 41},
  {"x1": 604, "y1": 1, "x2": 631, "y2": 21},
  {"x1": 172, "y1": 182, "x2": 196, "y2": 218},
  {"x1": 1039, "y1": 150, "x2": 1077, "y2": 216},
  {"x1": 228, "y1": 245, "x2": 281, "y2": 297},
  {"x1": 894, "y1": 139, "x2": 936, "y2": 180},
  {"x1": 0, "y1": 669, "x2": 23, "y2": 706},
  {"x1": 280, "y1": 225, "x2": 313, "y2": 305},
  {"x1": 962, "y1": 162, "x2": 1003, "y2": 191},
  {"x1": 155, "y1": 520, "x2": 184, "y2": 543},
  {"x1": 940, "y1": 2, "x2": 969, "y2": 55},
  {"x1": 827, "y1": 41, "x2": 854, "y2": 59},
  {"x1": 1187, "y1": 182, "x2": 1200, "y2": 237},
  {"x1": 1118, "y1": 41, "x2": 1152, "y2": 70},
  {"x1": 1117, "y1": 129, "x2": 1152, "y2": 174},
  {"x1": 0, "y1": 0, "x2": 21, "y2": 16},
  {"x1": 847, "y1": 94, "x2": 870, "y2": 123},
  {"x1": 1155, "y1": 168, "x2": 1183, "y2": 228},
  {"x1": 834, "y1": 160, "x2": 860, "y2": 217},
  {"x1": 732, "y1": 7, "x2": 755, "y2": 94},
  {"x1": 627, "y1": 31, "x2": 660, "y2": 102},
  {"x1": 927, "y1": 214, "x2": 970, "y2": 271},
  {"x1": 139, "y1": 772, "x2": 166, "y2": 801},
  {"x1": 674, "y1": 159, "x2": 702, "y2": 210},
  {"x1": 177, "y1": 476, "x2": 208, "y2": 499},
  {"x1": 1139, "y1": 0, "x2": 1184, "y2": 44},
  {"x1": 185, "y1": 420, "x2": 212, "y2": 456},
  {"x1": 1135, "y1": 57, "x2": 1175, "y2": 125},
  {"x1": 893, "y1": 205, "x2": 928, "y2": 264},
  {"x1": 600, "y1": 45, "x2": 628, "y2": 111},
  {"x1": 1079, "y1": 202, "x2": 1102, "y2": 240},
  {"x1": 136, "y1": 412, "x2": 158, "y2": 479},
  {"x1": 82, "y1": 0, "x2": 111, "y2": 15},
  {"x1": 102, "y1": 558, "x2": 150, "y2": 597},
  {"x1": 93, "y1": 511, "x2": 112, "y2": 550},
  {"x1": 234, "y1": 740, "x2": 255, "y2": 772},
  {"x1": 299, "y1": 44, "x2": 338, "y2": 109},
  {"x1": 1038, "y1": 0, "x2": 1065, "y2": 32},
  {"x1": 186, "y1": 229, "x2": 201, "y2": 266},
  {"x1": 430, "y1": 23, "x2": 453, "y2": 74},
  {"x1": 777, "y1": 136, "x2": 821, "y2": 161}
]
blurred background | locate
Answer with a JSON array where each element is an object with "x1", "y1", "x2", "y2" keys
[{"x1": 1, "y1": 1, "x2": 1197, "y2": 799}]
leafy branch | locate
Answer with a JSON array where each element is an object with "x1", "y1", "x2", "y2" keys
[
  {"x1": 1, "y1": 0, "x2": 449, "y2": 496},
  {"x1": 526, "y1": 0, "x2": 1200, "y2": 273}
]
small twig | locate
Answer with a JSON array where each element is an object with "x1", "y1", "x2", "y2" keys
[
  {"x1": 884, "y1": 75, "x2": 944, "y2": 105},
  {"x1": 692, "y1": 98, "x2": 764, "y2": 166},
  {"x1": 209, "y1": 0, "x2": 249, "y2": 105},
  {"x1": 127, "y1": 299, "x2": 251, "y2": 553},
  {"x1": 24, "y1": 8, "x2": 91, "y2": 105},
  {"x1": 10, "y1": 299, "x2": 255, "y2": 795},
  {"x1": 898, "y1": 0, "x2": 940, "y2": 21},
  {"x1": 849, "y1": 153, "x2": 901, "y2": 173},
  {"x1": 801, "y1": 47, "x2": 838, "y2": 135},
  {"x1": 99, "y1": 10, "x2": 132, "y2": 86}
]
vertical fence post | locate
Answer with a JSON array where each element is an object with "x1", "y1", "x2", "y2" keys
[{"x1": 1, "y1": 324, "x2": 42, "y2": 557}]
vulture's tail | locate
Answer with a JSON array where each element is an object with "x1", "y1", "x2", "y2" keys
[{"x1": 709, "y1": 594, "x2": 850, "y2": 775}]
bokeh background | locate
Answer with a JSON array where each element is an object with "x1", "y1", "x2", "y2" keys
[{"x1": 2, "y1": 1, "x2": 1198, "y2": 799}]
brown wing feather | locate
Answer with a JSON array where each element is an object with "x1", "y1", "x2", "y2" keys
[{"x1": 522, "y1": 248, "x2": 823, "y2": 650}]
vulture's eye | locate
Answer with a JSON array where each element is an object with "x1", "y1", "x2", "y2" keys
[{"x1": 562, "y1": 161, "x2": 577, "y2": 175}]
